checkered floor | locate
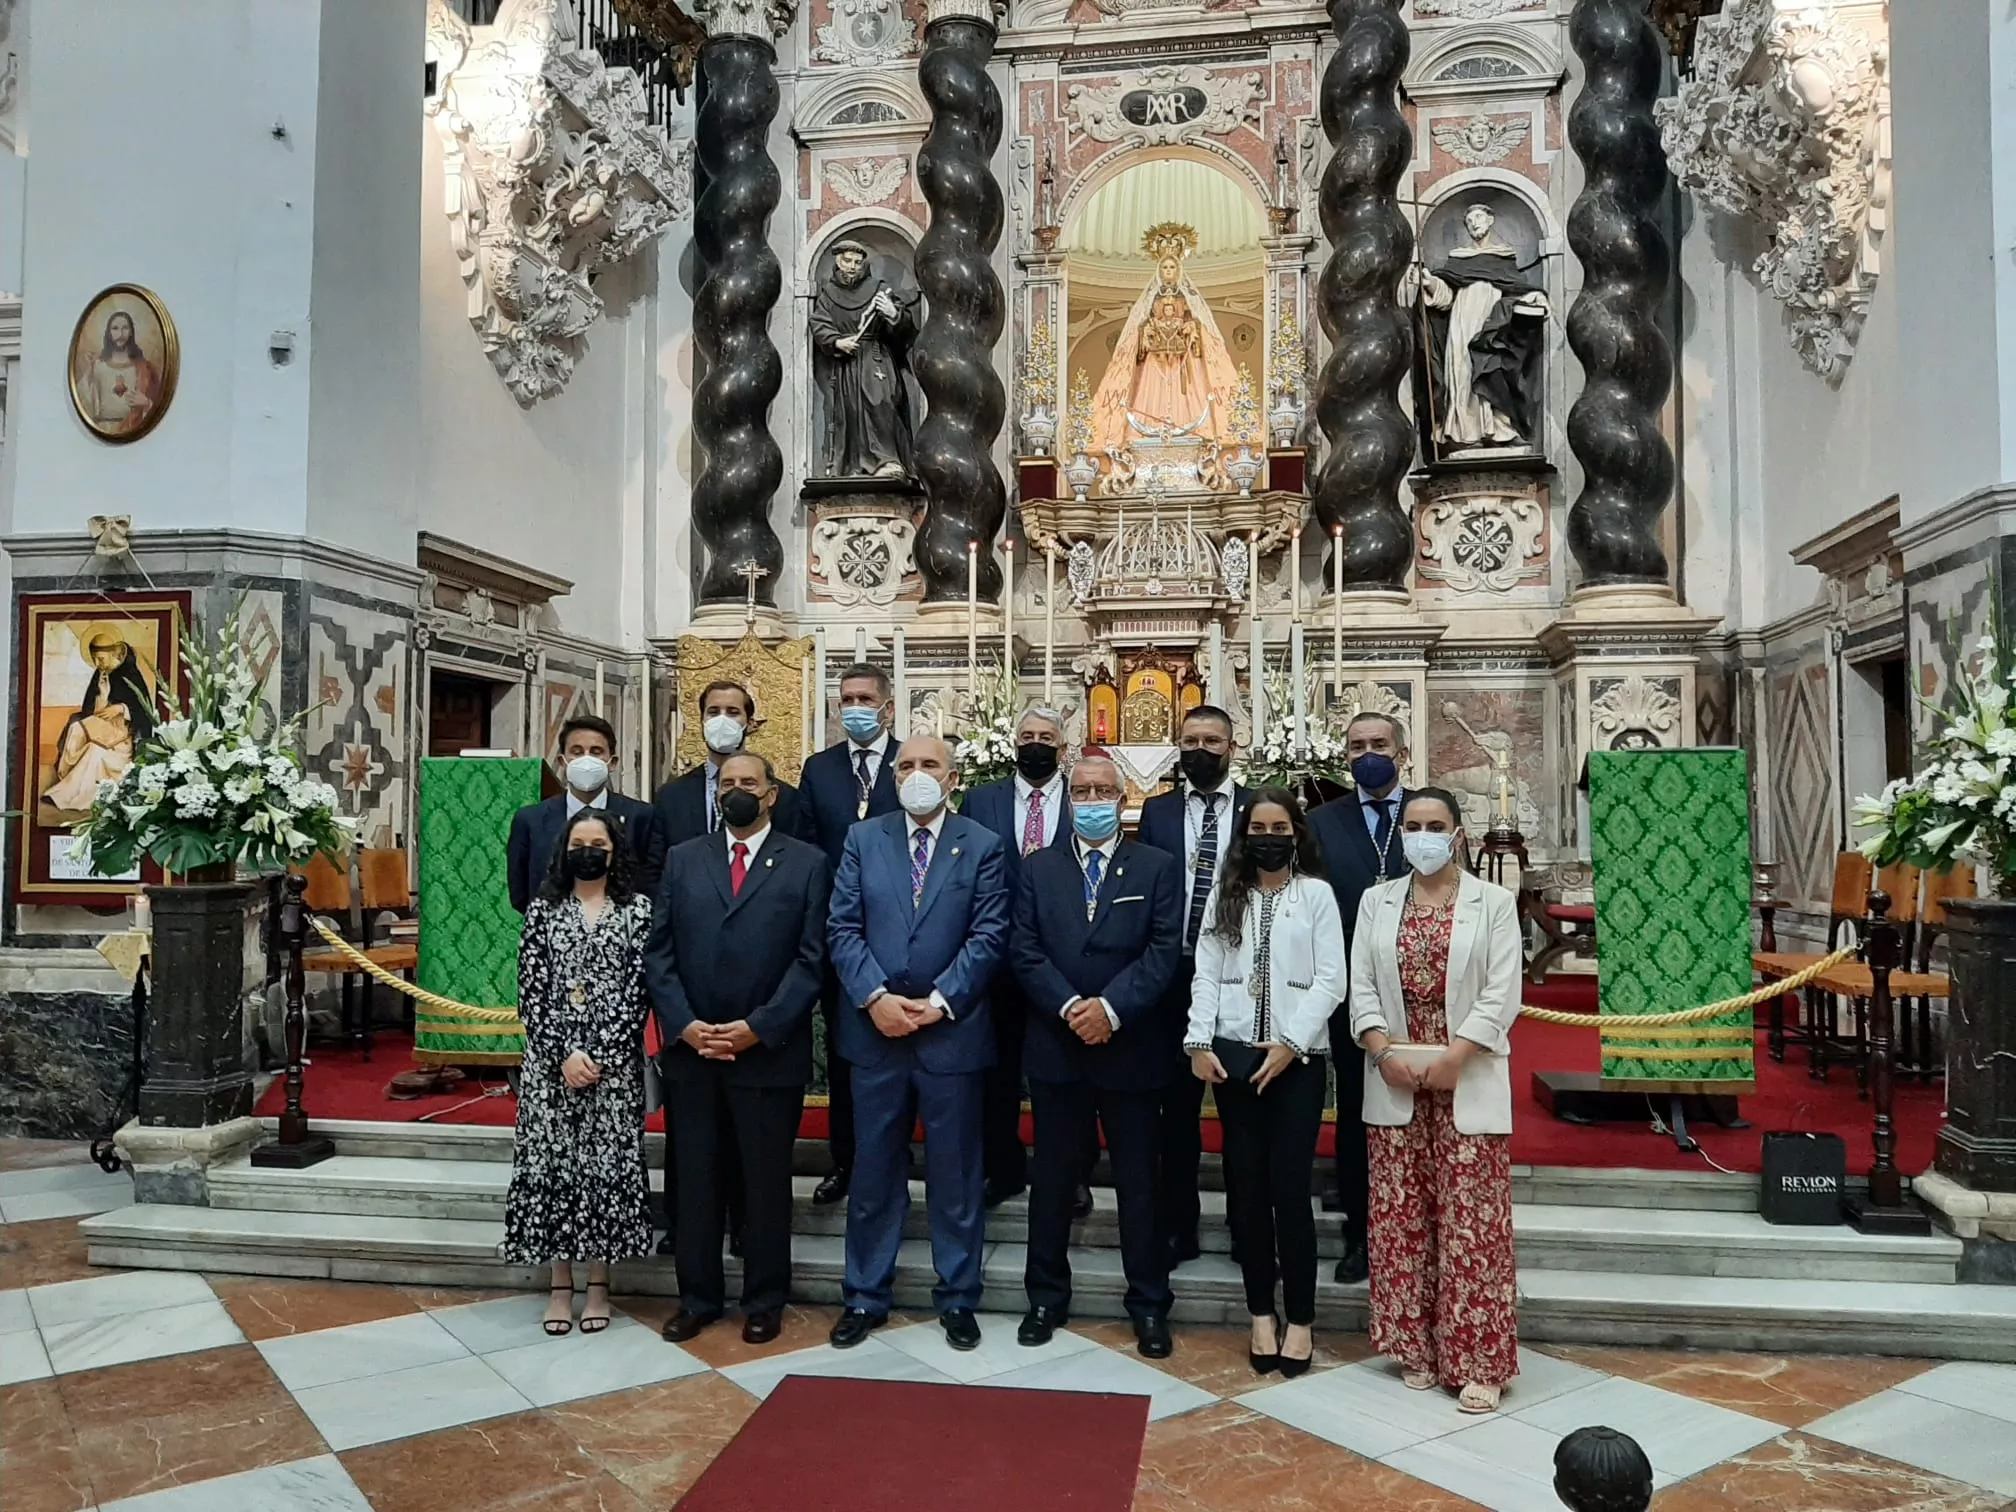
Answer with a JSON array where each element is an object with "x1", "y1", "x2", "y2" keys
[{"x1": 4, "y1": 1146, "x2": 2014, "y2": 1512}]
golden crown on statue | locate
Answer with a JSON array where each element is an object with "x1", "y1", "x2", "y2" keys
[{"x1": 1140, "y1": 222, "x2": 1200, "y2": 261}]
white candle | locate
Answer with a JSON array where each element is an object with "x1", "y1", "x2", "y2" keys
[
  {"x1": 1290, "y1": 527, "x2": 1302, "y2": 623},
  {"x1": 1043, "y1": 544, "x2": 1056, "y2": 703},
  {"x1": 814, "y1": 627, "x2": 829, "y2": 748},
  {"x1": 893, "y1": 628, "x2": 908, "y2": 738},
  {"x1": 1247, "y1": 530, "x2": 1265, "y2": 734},
  {"x1": 967, "y1": 541, "x2": 980, "y2": 697},
  {"x1": 1208, "y1": 621, "x2": 1224, "y2": 704},
  {"x1": 1332, "y1": 524, "x2": 1345, "y2": 704},
  {"x1": 594, "y1": 661, "x2": 605, "y2": 717},
  {"x1": 1290, "y1": 622, "x2": 1307, "y2": 753},
  {"x1": 639, "y1": 652, "x2": 653, "y2": 791},
  {"x1": 1003, "y1": 538, "x2": 1015, "y2": 674},
  {"x1": 854, "y1": 625, "x2": 868, "y2": 663},
  {"x1": 133, "y1": 892, "x2": 152, "y2": 933}
]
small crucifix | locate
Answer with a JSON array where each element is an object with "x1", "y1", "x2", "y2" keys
[{"x1": 737, "y1": 560, "x2": 769, "y2": 627}]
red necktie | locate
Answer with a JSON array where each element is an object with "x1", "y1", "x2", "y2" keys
[{"x1": 731, "y1": 841, "x2": 748, "y2": 896}]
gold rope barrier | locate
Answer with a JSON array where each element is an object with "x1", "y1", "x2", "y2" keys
[{"x1": 309, "y1": 919, "x2": 523, "y2": 1024}]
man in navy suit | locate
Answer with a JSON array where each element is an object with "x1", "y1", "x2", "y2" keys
[
  {"x1": 826, "y1": 734, "x2": 1011, "y2": 1352},
  {"x1": 796, "y1": 663, "x2": 903, "y2": 1206},
  {"x1": 1306, "y1": 709, "x2": 1411, "y2": 1285},
  {"x1": 956, "y1": 704, "x2": 1082, "y2": 1211},
  {"x1": 1012, "y1": 752, "x2": 1183, "y2": 1357},
  {"x1": 647, "y1": 680, "x2": 802, "y2": 879},
  {"x1": 505, "y1": 715, "x2": 657, "y2": 913},
  {"x1": 1136, "y1": 705, "x2": 1251, "y2": 1266}
]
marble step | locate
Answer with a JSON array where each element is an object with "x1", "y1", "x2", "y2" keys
[
  {"x1": 78, "y1": 1203, "x2": 2016, "y2": 1363},
  {"x1": 275, "y1": 1118, "x2": 1767, "y2": 1212},
  {"x1": 202, "y1": 1156, "x2": 1959, "y2": 1285}
]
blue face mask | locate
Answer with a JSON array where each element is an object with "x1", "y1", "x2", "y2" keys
[
  {"x1": 840, "y1": 705, "x2": 884, "y2": 743},
  {"x1": 1072, "y1": 801, "x2": 1120, "y2": 843},
  {"x1": 1350, "y1": 752, "x2": 1398, "y2": 793}
]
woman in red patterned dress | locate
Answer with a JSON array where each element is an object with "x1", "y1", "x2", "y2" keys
[{"x1": 1347, "y1": 787, "x2": 1523, "y2": 1412}]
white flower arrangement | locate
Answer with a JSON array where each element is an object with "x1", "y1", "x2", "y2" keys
[
  {"x1": 1853, "y1": 604, "x2": 2015, "y2": 899},
  {"x1": 74, "y1": 602, "x2": 355, "y2": 878},
  {"x1": 1239, "y1": 657, "x2": 1354, "y2": 790},
  {"x1": 953, "y1": 655, "x2": 1024, "y2": 791}
]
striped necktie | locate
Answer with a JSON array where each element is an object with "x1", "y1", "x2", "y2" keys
[
  {"x1": 911, "y1": 827, "x2": 932, "y2": 906},
  {"x1": 1186, "y1": 792, "x2": 1220, "y2": 949}
]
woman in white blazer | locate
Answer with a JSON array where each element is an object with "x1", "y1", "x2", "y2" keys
[
  {"x1": 1348, "y1": 786, "x2": 1522, "y2": 1413},
  {"x1": 1186, "y1": 787, "x2": 1347, "y2": 1379}
]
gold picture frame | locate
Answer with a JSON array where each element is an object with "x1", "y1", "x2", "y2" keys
[{"x1": 68, "y1": 284, "x2": 179, "y2": 444}]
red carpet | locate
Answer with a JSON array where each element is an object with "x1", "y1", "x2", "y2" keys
[
  {"x1": 674, "y1": 1376, "x2": 1147, "y2": 1511},
  {"x1": 271, "y1": 987, "x2": 1946, "y2": 1177}
]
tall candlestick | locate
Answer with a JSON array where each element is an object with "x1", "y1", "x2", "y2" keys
[
  {"x1": 594, "y1": 661, "x2": 605, "y2": 717},
  {"x1": 813, "y1": 627, "x2": 828, "y2": 748},
  {"x1": 967, "y1": 541, "x2": 980, "y2": 698},
  {"x1": 639, "y1": 652, "x2": 653, "y2": 792},
  {"x1": 1248, "y1": 561, "x2": 1266, "y2": 735},
  {"x1": 1003, "y1": 538, "x2": 1015, "y2": 675},
  {"x1": 1290, "y1": 527, "x2": 1302, "y2": 623},
  {"x1": 1208, "y1": 622, "x2": 1224, "y2": 704},
  {"x1": 1290, "y1": 622, "x2": 1307, "y2": 754},
  {"x1": 893, "y1": 628, "x2": 908, "y2": 738},
  {"x1": 1332, "y1": 524, "x2": 1345, "y2": 707},
  {"x1": 1043, "y1": 544, "x2": 1056, "y2": 702}
]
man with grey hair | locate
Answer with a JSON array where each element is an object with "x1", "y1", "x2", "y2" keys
[{"x1": 960, "y1": 702, "x2": 1088, "y2": 1211}]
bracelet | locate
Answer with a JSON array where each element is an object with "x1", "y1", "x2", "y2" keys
[{"x1": 1368, "y1": 1047, "x2": 1394, "y2": 1069}]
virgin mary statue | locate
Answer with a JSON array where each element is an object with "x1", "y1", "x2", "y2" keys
[{"x1": 1087, "y1": 224, "x2": 1244, "y2": 467}]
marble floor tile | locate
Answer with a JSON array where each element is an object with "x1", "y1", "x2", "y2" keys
[
  {"x1": 208, "y1": 1276, "x2": 425, "y2": 1342},
  {"x1": 1, "y1": 1380, "x2": 94, "y2": 1512},
  {"x1": 0, "y1": 1138, "x2": 100, "y2": 1174},
  {"x1": 478, "y1": 1319, "x2": 708, "y2": 1408},
  {"x1": 0, "y1": 1287, "x2": 34, "y2": 1333},
  {"x1": 625, "y1": 1300, "x2": 843, "y2": 1369},
  {"x1": 58, "y1": 1344, "x2": 327, "y2": 1506},
  {"x1": 1534, "y1": 1346, "x2": 1937, "y2": 1430},
  {"x1": 877, "y1": 1309, "x2": 1101, "y2": 1383},
  {"x1": 339, "y1": 1409, "x2": 648, "y2": 1512},
  {"x1": 1805, "y1": 1389, "x2": 2016, "y2": 1496},
  {"x1": 2, "y1": 1325, "x2": 53, "y2": 1385},
  {"x1": 0, "y1": 1166, "x2": 131, "y2": 1200},
  {"x1": 291, "y1": 1354, "x2": 532, "y2": 1453},
  {"x1": 96, "y1": 1454, "x2": 373, "y2": 1512},
  {"x1": 543, "y1": 1372, "x2": 761, "y2": 1505},
  {"x1": 979, "y1": 1338, "x2": 1219, "y2": 1421},
  {"x1": 1649, "y1": 1430, "x2": 2010, "y2": 1512},
  {"x1": 1891, "y1": 1360, "x2": 2016, "y2": 1427},
  {"x1": 1078, "y1": 1320, "x2": 1370, "y2": 1398},
  {"x1": 257, "y1": 1312, "x2": 469, "y2": 1394},
  {"x1": 1515, "y1": 1377, "x2": 1780, "y2": 1481},
  {"x1": 27, "y1": 1269, "x2": 216, "y2": 1329},
  {"x1": 0, "y1": 1217, "x2": 107, "y2": 1291},
  {"x1": 41, "y1": 1298, "x2": 246, "y2": 1376},
  {"x1": 1386, "y1": 1415, "x2": 1601, "y2": 1512},
  {"x1": 717, "y1": 1332, "x2": 959, "y2": 1400},
  {"x1": 427, "y1": 1293, "x2": 577, "y2": 1356}
]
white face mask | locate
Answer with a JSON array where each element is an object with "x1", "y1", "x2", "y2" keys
[
  {"x1": 1402, "y1": 831, "x2": 1457, "y2": 877},
  {"x1": 898, "y1": 770, "x2": 945, "y2": 818},
  {"x1": 702, "y1": 714, "x2": 746, "y2": 756},
  {"x1": 564, "y1": 755, "x2": 609, "y2": 795}
]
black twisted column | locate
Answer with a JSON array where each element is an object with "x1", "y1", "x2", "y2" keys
[
  {"x1": 1564, "y1": 0, "x2": 1674, "y2": 587},
  {"x1": 913, "y1": 0, "x2": 1006, "y2": 604},
  {"x1": 1310, "y1": 0, "x2": 1415, "y2": 594},
  {"x1": 690, "y1": 2, "x2": 787, "y2": 605}
]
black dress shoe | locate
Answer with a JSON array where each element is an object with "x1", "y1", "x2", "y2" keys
[
  {"x1": 1278, "y1": 1340, "x2": 1314, "y2": 1379},
  {"x1": 1135, "y1": 1315, "x2": 1173, "y2": 1359},
  {"x1": 829, "y1": 1308, "x2": 884, "y2": 1349},
  {"x1": 1018, "y1": 1306, "x2": 1065, "y2": 1346},
  {"x1": 1249, "y1": 1313, "x2": 1282, "y2": 1375},
  {"x1": 984, "y1": 1178, "x2": 1027, "y2": 1210},
  {"x1": 1071, "y1": 1184, "x2": 1094, "y2": 1220},
  {"x1": 742, "y1": 1309, "x2": 783, "y2": 1344},
  {"x1": 1334, "y1": 1240, "x2": 1369, "y2": 1285},
  {"x1": 940, "y1": 1308, "x2": 982, "y2": 1351},
  {"x1": 662, "y1": 1308, "x2": 720, "y2": 1343},
  {"x1": 729, "y1": 1232, "x2": 745, "y2": 1260},
  {"x1": 812, "y1": 1169, "x2": 850, "y2": 1206},
  {"x1": 655, "y1": 1231, "x2": 677, "y2": 1257}
]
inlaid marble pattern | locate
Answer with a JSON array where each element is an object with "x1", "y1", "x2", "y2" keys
[{"x1": 2, "y1": 1145, "x2": 2012, "y2": 1512}]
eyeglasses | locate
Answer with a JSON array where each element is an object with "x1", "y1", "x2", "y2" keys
[{"x1": 1069, "y1": 785, "x2": 1124, "y2": 802}]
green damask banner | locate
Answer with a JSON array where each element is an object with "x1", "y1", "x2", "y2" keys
[
  {"x1": 415, "y1": 756, "x2": 541, "y2": 1065},
  {"x1": 1588, "y1": 748, "x2": 1755, "y2": 1088}
]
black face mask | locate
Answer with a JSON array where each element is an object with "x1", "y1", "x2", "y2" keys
[
  {"x1": 1245, "y1": 834, "x2": 1297, "y2": 873},
  {"x1": 718, "y1": 788, "x2": 764, "y2": 829},
  {"x1": 1179, "y1": 747, "x2": 1228, "y2": 790},
  {"x1": 564, "y1": 845, "x2": 611, "y2": 882},
  {"x1": 1015, "y1": 741, "x2": 1061, "y2": 784}
]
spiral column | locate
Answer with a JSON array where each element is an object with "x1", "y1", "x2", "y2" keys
[
  {"x1": 690, "y1": 0, "x2": 790, "y2": 605},
  {"x1": 1311, "y1": 0, "x2": 1415, "y2": 595},
  {"x1": 913, "y1": 0, "x2": 1007, "y2": 604},
  {"x1": 1564, "y1": 0, "x2": 1674, "y2": 588}
]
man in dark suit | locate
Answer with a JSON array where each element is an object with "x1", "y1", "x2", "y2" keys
[
  {"x1": 1306, "y1": 709, "x2": 1411, "y2": 1285},
  {"x1": 1012, "y1": 752, "x2": 1183, "y2": 1357},
  {"x1": 647, "y1": 680, "x2": 802, "y2": 878},
  {"x1": 1136, "y1": 705, "x2": 1251, "y2": 1266},
  {"x1": 796, "y1": 663, "x2": 903, "y2": 1207},
  {"x1": 957, "y1": 704, "x2": 1085, "y2": 1212},
  {"x1": 826, "y1": 735, "x2": 1010, "y2": 1352},
  {"x1": 505, "y1": 715, "x2": 657, "y2": 914},
  {"x1": 645, "y1": 752, "x2": 827, "y2": 1344}
]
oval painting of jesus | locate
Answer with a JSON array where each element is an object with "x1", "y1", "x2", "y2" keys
[{"x1": 68, "y1": 284, "x2": 179, "y2": 444}]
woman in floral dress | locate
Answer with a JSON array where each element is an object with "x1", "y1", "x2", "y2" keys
[
  {"x1": 1347, "y1": 786, "x2": 1524, "y2": 1412},
  {"x1": 503, "y1": 809, "x2": 655, "y2": 1336}
]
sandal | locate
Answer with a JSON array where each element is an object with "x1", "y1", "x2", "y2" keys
[
  {"x1": 1401, "y1": 1368, "x2": 1437, "y2": 1391},
  {"x1": 1458, "y1": 1382, "x2": 1502, "y2": 1414},
  {"x1": 580, "y1": 1282, "x2": 612, "y2": 1335},
  {"x1": 543, "y1": 1286, "x2": 575, "y2": 1336}
]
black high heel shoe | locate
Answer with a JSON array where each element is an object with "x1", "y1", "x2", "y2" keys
[
  {"x1": 1249, "y1": 1313, "x2": 1282, "y2": 1375},
  {"x1": 1278, "y1": 1325, "x2": 1314, "y2": 1379}
]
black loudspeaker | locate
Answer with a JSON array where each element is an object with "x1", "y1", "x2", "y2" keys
[{"x1": 1759, "y1": 1131, "x2": 1847, "y2": 1225}]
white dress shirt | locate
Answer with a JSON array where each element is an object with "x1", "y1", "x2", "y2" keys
[
  {"x1": 1185, "y1": 775, "x2": 1239, "y2": 877},
  {"x1": 849, "y1": 730, "x2": 892, "y2": 798},
  {"x1": 1060, "y1": 834, "x2": 1123, "y2": 1031},
  {"x1": 1014, "y1": 771, "x2": 1065, "y2": 850},
  {"x1": 565, "y1": 789, "x2": 609, "y2": 819},
  {"x1": 725, "y1": 821, "x2": 771, "y2": 863}
]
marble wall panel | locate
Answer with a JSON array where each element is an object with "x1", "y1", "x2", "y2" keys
[
  {"x1": 0, "y1": 989, "x2": 133, "y2": 1139},
  {"x1": 306, "y1": 599, "x2": 411, "y2": 849},
  {"x1": 1425, "y1": 682, "x2": 1549, "y2": 841},
  {"x1": 1764, "y1": 638, "x2": 1835, "y2": 908}
]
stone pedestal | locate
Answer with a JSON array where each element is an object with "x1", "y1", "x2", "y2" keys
[
  {"x1": 138, "y1": 881, "x2": 256, "y2": 1131},
  {"x1": 1935, "y1": 899, "x2": 2016, "y2": 1194},
  {"x1": 803, "y1": 477, "x2": 924, "y2": 613}
]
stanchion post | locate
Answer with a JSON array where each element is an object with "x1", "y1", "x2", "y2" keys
[
  {"x1": 1842, "y1": 889, "x2": 1928, "y2": 1234},
  {"x1": 251, "y1": 874, "x2": 336, "y2": 1169}
]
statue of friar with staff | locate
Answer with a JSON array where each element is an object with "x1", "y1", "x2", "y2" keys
[{"x1": 810, "y1": 240, "x2": 922, "y2": 480}]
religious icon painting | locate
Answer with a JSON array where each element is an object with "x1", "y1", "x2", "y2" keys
[
  {"x1": 13, "y1": 591, "x2": 191, "y2": 906},
  {"x1": 68, "y1": 284, "x2": 179, "y2": 444}
]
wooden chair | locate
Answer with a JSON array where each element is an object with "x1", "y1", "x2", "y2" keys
[
  {"x1": 1898, "y1": 864, "x2": 1975, "y2": 1080},
  {"x1": 299, "y1": 848, "x2": 418, "y2": 1060},
  {"x1": 1755, "y1": 850, "x2": 1868, "y2": 1064}
]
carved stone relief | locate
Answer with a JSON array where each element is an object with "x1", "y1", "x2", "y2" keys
[
  {"x1": 1588, "y1": 674, "x2": 1684, "y2": 751},
  {"x1": 1432, "y1": 691, "x2": 1545, "y2": 838},
  {"x1": 1430, "y1": 113, "x2": 1530, "y2": 167},
  {"x1": 1414, "y1": 474, "x2": 1550, "y2": 593},
  {"x1": 808, "y1": 506, "x2": 919, "y2": 608},
  {"x1": 425, "y1": 0, "x2": 693, "y2": 404},
  {"x1": 1656, "y1": 0, "x2": 1890, "y2": 382},
  {"x1": 1064, "y1": 66, "x2": 1264, "y2": 148},
  {"x1": 814, "y1": 0, "x2": 916, "y2": 65},
  {"x1": 824, "y1": 157, "x2": 911, "y2": 206},
  {"x1": 1413, "y1": 0, "x2": 1544, "y2": 17}
]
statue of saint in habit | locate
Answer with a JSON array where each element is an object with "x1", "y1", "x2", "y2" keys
[
  {"x1": 810, "y1": 240, "x2": 921, "y2": 480},
  {"x1": 1402, "y1": 204, "x2": 1550, "y2": 458}
]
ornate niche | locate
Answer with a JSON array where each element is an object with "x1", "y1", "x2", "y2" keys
[
  {"x1": 1588, "y1": 673, "x2": 1686, "y2": 751},
  {"x1": 1656, "y1": 0, "x2": 1890, "y2": 383},
  {"x1": 425, "y1": 0, "x2": 693, "y2": 404}
]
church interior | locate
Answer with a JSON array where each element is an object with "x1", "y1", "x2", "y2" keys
[{"x1": 2, "y1": 0, "x2": 2016, "y2": 1509}]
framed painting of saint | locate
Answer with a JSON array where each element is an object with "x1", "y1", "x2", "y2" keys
[
  {"x1": 13, "y1": 591, "x2": 191, "y2": 906},
  {"x1": 68, "y1": 285, "x2": 179, "y2": 444}
]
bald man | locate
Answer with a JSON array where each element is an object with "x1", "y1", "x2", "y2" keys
[{"x1": 825, "y1": 736, "x2": 1011, "y2": 1352}]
